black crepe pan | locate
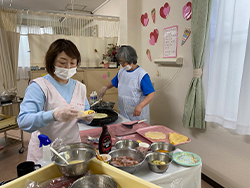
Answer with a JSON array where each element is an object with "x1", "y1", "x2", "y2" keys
[{"x1": 89, "y1": 109, "x2": 118, "y2": 126}]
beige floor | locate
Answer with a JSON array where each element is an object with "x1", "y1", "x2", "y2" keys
[{"x1": 0, "y1": 130, "x2": 214, "y2": 187}]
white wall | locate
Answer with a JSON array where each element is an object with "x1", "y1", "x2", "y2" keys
[{"x1": 96, "y1": 0, "x2": 250, "y2": 187}]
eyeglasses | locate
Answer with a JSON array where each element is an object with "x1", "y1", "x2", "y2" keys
[{"x1": 119, "y1": 61, "x2": 127, "y2": 66}]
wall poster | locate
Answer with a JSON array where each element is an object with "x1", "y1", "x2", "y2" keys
[{"x1": 163, "y1": 25, "x2": 178, "y2": 58}]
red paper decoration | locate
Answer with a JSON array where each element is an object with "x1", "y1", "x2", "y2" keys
[
  {"x1": 149, "y1": 29, "x2": 159, "y2": 45},
  {"x1": 141, "y1": 13, "x2": 149, "y2": 26},
  {"x1": 160, "y1": 3, "x2": 170, "y2": 19}
]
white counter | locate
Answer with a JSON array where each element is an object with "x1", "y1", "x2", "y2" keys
[{"x1": 78, "y1": 114, "x2": 201, "y2": 188}]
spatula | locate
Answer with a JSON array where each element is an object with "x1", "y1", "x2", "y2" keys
[
  {"x1": 121, "y1": 119, "x2": 147, "y2": 129},
  {"x1": 50, "y1": 147, "x2": 69, "y2": 164}
]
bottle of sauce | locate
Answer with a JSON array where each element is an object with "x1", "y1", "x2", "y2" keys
[{"x1": 99, "y1": 123, "x2": 112, "y2": 154}]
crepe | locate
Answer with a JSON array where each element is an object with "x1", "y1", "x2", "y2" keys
[
  {"x1": 145, "y1": 131, "x2": 166, "y2": 140},
  {"x1": 78, "y1": 110, "x2": 95, "y2": 117},
  {"x1": 94, "y1": 113, "x2": 108, "y2": 119},
  {"x1": 169, "y1": 132, "x2": 188, "y2": 145}
]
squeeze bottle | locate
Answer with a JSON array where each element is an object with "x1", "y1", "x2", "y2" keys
[
  {"x1": 98, "y1": 123, "x2": 112, "y2": 154},
  {"x1": 37, "y1": 134, "x2": 52, "y2": 167}
]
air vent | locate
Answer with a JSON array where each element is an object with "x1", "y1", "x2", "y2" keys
[{"x1": 65, "y1": 4, "x2": 86, "y2": 11}]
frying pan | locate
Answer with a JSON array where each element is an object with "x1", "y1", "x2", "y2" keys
[{"x1": 89, "y1": 109, "x2": 118, "y2": 126}]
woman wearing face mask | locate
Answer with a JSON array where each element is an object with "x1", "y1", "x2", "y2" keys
[
  {"x1": 17, "y1": 39, "x2": 94, "y2": 163},
  {"x1": 99, "y1": 45, "x2": 155, "y2": 123}
]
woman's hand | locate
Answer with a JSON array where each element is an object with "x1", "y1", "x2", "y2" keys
[
  {"x1": 53, "y1": 106, "x2": 79, "y2": 122},
  {"x1": 133, "y1": 105, "x2": 143, "y2": 117},
  {"x1": 99, "y1": 86, "x2": 108, "y2": 99}
]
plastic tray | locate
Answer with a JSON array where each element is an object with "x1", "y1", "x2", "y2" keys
[
  {"x1": 136, "y1": 125, "x2": 191, "y2": 146},
  {"x1": 0, "y1": 114, "x2": 16, "y2": 130},
  {"x1": 79, "y1": 127, "x2": 119, "y2": 149},
  {"x1": 3, "y1": 159, "x2": 160, "y2": 188},
  {"x1": 108, "y1": 122, "x2": 151, "y2": 137},
  {"x1": 122, "y1": 133, "x2": 152, "y2": 145}
]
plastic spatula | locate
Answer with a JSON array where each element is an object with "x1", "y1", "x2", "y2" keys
[{"x1": 121, "y1": 119, "x2": 147, "y2": 129}]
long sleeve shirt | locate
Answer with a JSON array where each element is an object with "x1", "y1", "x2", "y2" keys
[{"x1": 17, "y1": 74, "x2": 90, "y2": 132}]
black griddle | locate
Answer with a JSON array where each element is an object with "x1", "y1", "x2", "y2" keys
[{"x1": 89, "y1": 109, "x2": 118, "y2": 126}]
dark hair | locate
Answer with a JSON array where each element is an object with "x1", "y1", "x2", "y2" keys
[
  {"x1": 45, "y1": 39, "x2": 81, "y2": 75},
  {"x1": 116, "y1": 45, "x2": 138, "y2": 64}
]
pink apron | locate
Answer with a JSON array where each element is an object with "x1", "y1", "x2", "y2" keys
[{"x1": 27, "y1": 77, "x2": 86, "y2": 163}]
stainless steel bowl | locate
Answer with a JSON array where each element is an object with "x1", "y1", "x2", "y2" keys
[
  {"x1": 51, "y1": 148, "x2": 95, "y2": 177},
  {"x1": 0, "y1": 94, "x2": 16, "y2": 103},
  {"x1": 56, "y1": 142, "x2": 95, "y2": 153},
  {"x1": 150, "y1": 142, "x2": 176, "y2": 156},
  {"x1": 114, "y1": 139, "x2": 139, "y2": 149},
  {"x1": 108, "y1": 148, "x2": 145, "y2": 174},
  {"x1": 69, "y1": 174, "x2": 118, "y2": 188},
  {"x1": 145, "y1": 152, "x2": 172, "y2": 173}
]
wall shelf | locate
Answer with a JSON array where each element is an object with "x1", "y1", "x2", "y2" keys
[{"x1": 154, "y1": 57, "x2": 183, "y2": 67}]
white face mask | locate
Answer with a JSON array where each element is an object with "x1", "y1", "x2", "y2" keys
[
  {"x1": 54, "y1": 66, "x2": 77, "y2": 80},
  {"x1": 123, "y1": 64, "x2": 132, "y2": 71}
]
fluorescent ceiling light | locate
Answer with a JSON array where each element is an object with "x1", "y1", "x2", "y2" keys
[{"x1": 65, "y1": 4, "x2": 86, "y2": 11}]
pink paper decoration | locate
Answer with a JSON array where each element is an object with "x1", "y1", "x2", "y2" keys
[
  {"x1": 102, "y1": 73, "x2": 108, "y2": 79},
  {"x1": 160, "y1": 3, "x2": 170, "y2": 19},
  {"x1": 183, "y1": 2, "x2": 192, "y2": 20},
  {"x1": 141, "y1": 13, "x2": 149, "y2": 26},
  {"x1": 149, "y1": 29, "x2": 159, "y2": 45},
  {"x1": 151, "y1": 8, "x2": 155, "y2": 23},
  {"x1": 146, "y1": 49, "x2": 152, "y2": 61}
]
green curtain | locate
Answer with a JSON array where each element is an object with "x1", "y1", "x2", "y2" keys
[{"x1": 182, "y1": 0, "x2": 213, "y2": 129}]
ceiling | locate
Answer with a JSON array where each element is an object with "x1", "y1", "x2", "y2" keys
[{"x1": 1, "y1": 0, "x2": 109, "y2": 14}]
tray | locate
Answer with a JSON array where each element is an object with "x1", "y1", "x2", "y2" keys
[
  {"x1": 79, "y1": 127, "x2": 119, "y2": 149},
  {"x1": 0, "y1": 114, "x2": 16, "y2": 130},
  {"x1": 122, "y1": 133, "x2": 152, "y2": 145},
  {"x1": 136, "y1": 125, "x2": 191, "y2": 146},
  {"x1": 109, "y1": 122, "x2": 151, "y2": 137},
  {"x1": 3, "y1": 160, "x2": 160, "y2": 188},
  {"x1": 172, "y1": 152, "x2": 201, "y2": 166}
]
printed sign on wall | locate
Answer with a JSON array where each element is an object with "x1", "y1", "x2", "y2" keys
[{"x1": 163, "y1": 25, "x2": 178, "y2": 58}]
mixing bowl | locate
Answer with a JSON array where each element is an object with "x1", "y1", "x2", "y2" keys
[
  {"x1": 114, "y1": 139, "x2": 139, "y2": 149},
  {"x1": 108, "y1": 148, "x2": 145, "y2": 174},
  {"x1": 150, "y1": 142, "x2": 176, "y2": 155},
  {"x1": 56, "y1": 142, "x2": 95, "y2": 153},
  {"x1": 69, "y1": 174, "x2": 118, "y2": 188},
  {"x1": 51, "y1": 148, "x2": 95, "y2": 177},
  {"x1": 145, "y1": 152, "x2": 172, "y2": 173}
]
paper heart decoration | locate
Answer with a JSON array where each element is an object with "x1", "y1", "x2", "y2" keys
[
  {"x1": 141, "y1": 13, "x2": 149, "y2": 26},
  {"x1": 183, "y1": 2, "x2": 192, "y2": 20},
  {"x1": 149, "y1": 36, "x2": 155, "y2": 45},
  {"x1": 160, "y1": 3, "x2": 170, "y2": 19},
  {"x1": 149, "y1": 29, "x2": 159, "y2": 45}
]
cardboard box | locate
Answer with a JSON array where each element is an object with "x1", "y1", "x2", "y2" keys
[{"x1": 3, "y1": 158, "x2": 161, "y2": 188}]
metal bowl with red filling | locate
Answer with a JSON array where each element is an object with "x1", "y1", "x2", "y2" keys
[{"x1": 108, "y1": 148, "x2": 145, "y2": 174}]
